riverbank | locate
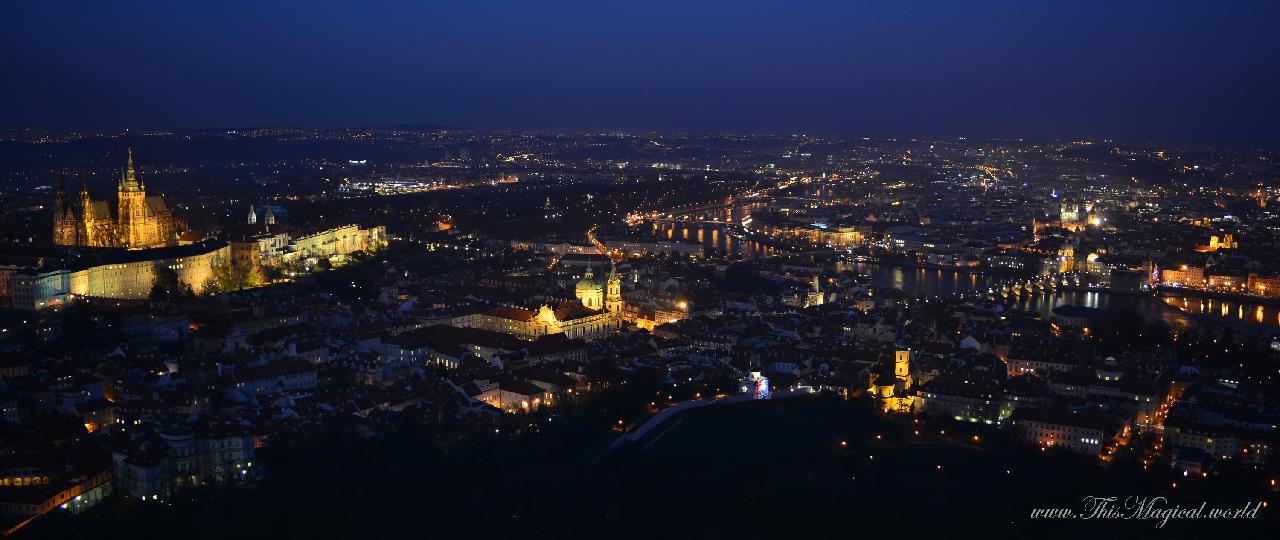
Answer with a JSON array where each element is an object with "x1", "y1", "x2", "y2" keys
[{"x1": 1157, "y1": 285, "x2": 1280, "y2": 308}]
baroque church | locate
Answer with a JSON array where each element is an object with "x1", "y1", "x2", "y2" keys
[
  {"x1": 54, "y1": 149, "x2": 181, "y2": 249},
  {"x1": 456, "y1": 263, "x2": 624, "y2": 341}
]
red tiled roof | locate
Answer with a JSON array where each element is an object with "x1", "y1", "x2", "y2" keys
[
  {"x1": 553, "y1": 301, "x2": 601, "y2": 321},
  {"x1": 485, "y1": 306, "x2": 536, "y2": 321}
]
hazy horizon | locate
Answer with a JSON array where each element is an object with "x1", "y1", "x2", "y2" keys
[{"x1": 4, "y1": 1, "x2": 1278, "y2": 147}]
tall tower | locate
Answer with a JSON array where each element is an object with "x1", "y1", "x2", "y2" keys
[
  {"x1": 117, "y1": 148, "x2": 149, "y2": 248},
  {"x1": 894, "y1": 350, "x2": 913, "y2": 389},
  {"x1": 605, "y1": 262, "x2": 622, "y2": 314},
  {"x1": 247, "y1": 205, "x2": 258, "y2": 225},
  {"x1": 78, "y1": 172, "x2": 92, "y2": 246},
  {"x1": 54, "y1": 173, "x2": 68, "y2": 217},
  {"x1": 54, "y1": 172, "x2": 92, "y2": 246},
  {"x1": 806, "y1": 275, "x2": 825, "y2": 307},
  {"x1": 53, "y1": 173, "x2": 76, "y2": 246}
]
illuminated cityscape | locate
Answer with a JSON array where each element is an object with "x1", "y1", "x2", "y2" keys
[{"x1": 1, "y1": 1, "x2": 1279, "y2": 538}]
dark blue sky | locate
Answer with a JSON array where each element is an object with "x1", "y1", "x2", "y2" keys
[{"x1": 4, "y1": 1, "x2": 1278, "y2": 145}]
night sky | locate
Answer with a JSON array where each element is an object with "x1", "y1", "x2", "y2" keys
[{"x1": 3, "y1": 1, "x2": 1278, "y2": 145}]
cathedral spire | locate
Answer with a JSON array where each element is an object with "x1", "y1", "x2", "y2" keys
[
  {"x1": 55, "y1": 172, "x2": 68, "y2": 216},
  {"x1": 120, "y1": 148, "x2": 141, "y2": 192}
]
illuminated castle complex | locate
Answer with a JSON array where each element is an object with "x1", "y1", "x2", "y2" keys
[{"x1": 54, "y1": 149, "x2": 181, "y2": 249}]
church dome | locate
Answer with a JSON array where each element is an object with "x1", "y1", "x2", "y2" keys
[
  {"x1": 575, "y1": 267, "x2": 604, "y2": 309},
  {"x1": 576, "y1": 267, "x2": 597, "y2": 290}
]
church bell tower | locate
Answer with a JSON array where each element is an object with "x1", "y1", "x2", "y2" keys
[{"x1": 605, "y1": 262, "x2": 622, "y2": 314}]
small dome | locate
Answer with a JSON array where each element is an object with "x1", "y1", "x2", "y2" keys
[{"x1": 577, "y1": 267, "x2": 598, "y2": 289}]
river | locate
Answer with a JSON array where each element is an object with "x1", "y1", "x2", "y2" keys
[
  {"x1": 645, "y1": 220, "x2": 1278, "y2": 331},
  {"x1": 846, "y1": 262, "x2": 1279, "y2": 332},
  {"x1": 651, "y1": 220, "x2": 778, "y2": 258}
]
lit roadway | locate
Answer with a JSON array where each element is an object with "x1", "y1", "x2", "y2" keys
[{"x1": 586, "y1": 225, "x2": 607, "y2": 255}]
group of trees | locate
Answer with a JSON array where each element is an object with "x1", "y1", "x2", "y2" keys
[
  {"x1": 148, "y1": 265, "x2": 195, "y2": 302},
  {"x1": 151, "y1": 253, "x2": 360, "y2": 302},
  {"x1": 151, "y1": 261, "x2": 269, "y2": 301},
  {"x1": 204, "y1": 262, "x2": 266, "y2": 294}
]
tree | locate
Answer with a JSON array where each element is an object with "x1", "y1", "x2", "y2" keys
[
  {"x1": 246, "y1": 264, "x2": 265, "y2": 288},
  {"x1": 208, "y1": 262, "x2": 258, "y2": 294},
  {"x1": 211, "y1": 265, "x2": 235, "y2": 293},
  {"x1": 262, "y1": 264, "x2": 285, "y2": 283},
  {"x1": 150, "y1": 264, "x2": 181, "y2": 302}
]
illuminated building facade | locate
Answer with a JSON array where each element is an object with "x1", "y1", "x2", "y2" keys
[
  {"x1": 622, "y1": 305, "x2": 687, "y2": 331},
  {"x1": 1248, "y1": 274, "x2": 1280, "y2": 298},
  {"x1": 280, "y1": 224, "x2": 387, "y2": 266},
  {"x1": 54, "y1": 150, "x2": 180, "y2": 249},
  {"x1": 1160, "y1": 266, "x2": 1205, "y2": 287},
  {"x1": 476, "y1": 379, "x2": 555, "y2": 413},
  {"x1": 1011, "y1": 408, "x2": 1108, "y2": 456},
  {"x1": 1194, "y1": 234, "x2": 1237, "y2": 253},
  {"x1": 10, "y1": 241, "x2": 230, "y2": 309}
]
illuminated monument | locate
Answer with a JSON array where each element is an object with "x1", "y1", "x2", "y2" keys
[{"x1": 54, "y1": 149, "x2": 180, "y2": 249}]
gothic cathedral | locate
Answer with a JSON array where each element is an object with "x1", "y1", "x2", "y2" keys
[{"x1": 54, "y1": 149, "x2": 180, "y2": 249}]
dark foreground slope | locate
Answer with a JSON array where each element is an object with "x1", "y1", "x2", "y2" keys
[{"x1": 22, "y1": 397, "x2": 1276, "y2": 539}]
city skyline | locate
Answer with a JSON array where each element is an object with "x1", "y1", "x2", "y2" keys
[{"x1": 3, "y1": 1, "x2": 1279, "y2": 146}]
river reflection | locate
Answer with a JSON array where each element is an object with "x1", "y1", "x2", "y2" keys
[
  {"x1": 846, "y1": 263, "x2": 996, "y2": 297},
  {"x1": 1158, "y1": 293, "x2": 1280, "y2": 328},
  {"x1": 848, "y1": 263, "x2": 1277, "y2": 330},
  {"x1": 671, "y1": 202, "x2": 767, "y2": 224},
  {"x1": 652, "y1": 221, "x2": 776, "y2": 258}
]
